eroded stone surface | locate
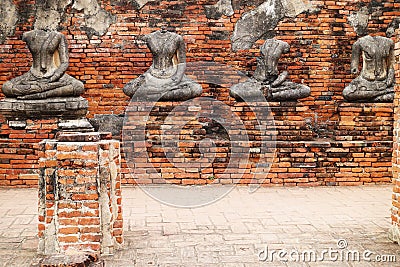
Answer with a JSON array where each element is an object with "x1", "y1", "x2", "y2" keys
[
  {"x1": 347, "y1": 6, "x2": 370, "y2": 37},
  {"x1": 34, "y1": 0, "x2": 73, "y2": 31},
  {"x1": 58, "y1": 119, "x2": 94, "y2": 132},
  {"x1": 1, "y1": 0, "x2": 116, "y2": 41},
  {"x1": 0, "y1": 0, "x2": 18, "y2": 44},
  {"x1": 73, "y1": 0, "x2": 116, "y2": 38},
  {"x1": 231, "y1": 0, "x2": 315, "y2": 51},
  {"x1": 35, "y1": 0, "x2": 115, "y2": 39},
  {"x1": 281, "y1": 0, "x2": 313, "y2": 17},
  {"x1": 205, "y1": 0, "x2": 234, "y2": 19},
  {"x1": 90, "y1": 114, "x2": 124, "y2": 137},
  {"x1": 56, "y1": 131, "x2": 101, "y2": 142},
  {"x1": 0, "y1": 97, "x2": 88, "y2": 119}
]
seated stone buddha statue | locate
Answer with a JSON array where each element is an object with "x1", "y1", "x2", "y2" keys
[
  {"x1": 2, "y1": 29, "x2": 84, "y2": 100},
  {"x1": 123, "y1": 24, "x2": 202, "y2": 101},
  {"x1": 342, "y1": 34, "x2": 395, "y2": 102},
  {"x1": 230, "y1": 38, "x2": 310, "y2": 102}
]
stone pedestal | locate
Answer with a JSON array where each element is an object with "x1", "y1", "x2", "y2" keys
[
  {"x1": 0, "y1": 97, "x2": 89, "y2": 120},
  {"x1": 38, "y1": 132, "x2": 123, "y2": 255}
]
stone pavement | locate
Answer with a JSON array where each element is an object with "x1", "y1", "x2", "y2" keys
[{"x1": 0, "y1": 185, "x2": 400, "y2": 266}]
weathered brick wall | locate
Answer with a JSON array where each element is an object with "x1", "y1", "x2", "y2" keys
[
  {"x1": 122, "y1": 101, "x2": 393, "y2": 186},
  {"x1": 0, "y1": 0, "x2": 398, "y2": 186},
  {"x1": 0, "y1": 117, "x2": 59, "y2": 186},
  {"x1": 390, "y1": 28, "x2": 400, "y2": 244},
  {"x1": 38, "y1": 133, "x2": 123, "y2": 255}
]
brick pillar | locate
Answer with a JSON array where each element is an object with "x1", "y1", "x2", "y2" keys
[
  {"x1": 38, "y1": 132, "x2": 123, "y2": 255},
  {"x1": 390, "y1": 28, "x2": 400, "y2": 243}
]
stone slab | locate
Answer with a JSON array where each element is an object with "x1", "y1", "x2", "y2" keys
[{"x1": 0, "y1": 97, "x2": 88, "y2": 120}]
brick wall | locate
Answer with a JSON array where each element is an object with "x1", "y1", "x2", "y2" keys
[
  {"x1": 390, "y1": 28, "x2": 400, "y2": 243},
  {"x1": 38, "y1": 133, "x2": 123, "y2": 255},
  {"x1": 122, "y1": 101, "x2": 393, "y2": 186},
  {"x1": 0, "y1": 0, "x2": 399, "y2": 186},
  {"x1": 0, "y1": 117, "x2": 59, "y2": 186}
]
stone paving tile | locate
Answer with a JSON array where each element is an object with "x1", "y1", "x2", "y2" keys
[
  {"x1": 115, "y1": 185, "x2": 400, "y2": 266},
  {"x1": 0, "y1": 185, "x2": 400, "y2": 266}
]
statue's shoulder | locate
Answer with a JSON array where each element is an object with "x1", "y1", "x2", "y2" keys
[
  {"x1": 372, "y1": 36, "x2": 394, "y2": 49},
  {"x1": 170, "y1": 31, "x2": 181, "y2": 37},
  {"x1": 278, "y1": 39, "x2": 290, "y2": 50},
  {"x1": 381, "y1": 36, "x2": 394, "y2": 45},
  {"x1": 52, "y1": 31, "x2": 65, "y2": 41},
  {"x1": 261, "y1": 38, "x2": 289, "y2": 53},
  {"x1": 277, "y1": 39, "x2": 289, "y2": 46},
  {"x1": 167, "y1": 31, "x2": 183, "y2": 43},
  {"x1": 263, "y1": 38, "x2": 289, "y2": 47},
  {"x1": 22, "y1": 30, "x2": 35, "y2": 40}
]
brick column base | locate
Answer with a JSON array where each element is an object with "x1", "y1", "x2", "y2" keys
[{"x1": 38, "y1": 132, "x2": 123, "y2": 255}]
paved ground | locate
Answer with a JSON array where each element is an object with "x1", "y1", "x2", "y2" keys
[{"x1": 0, "y1": 185, "x2": 399, "y2": 266}]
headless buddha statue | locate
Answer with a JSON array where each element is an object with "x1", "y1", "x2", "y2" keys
[
  {"x1": 2, "y1": 30, "x2": 84, "y2": 100},
  {"x1": 230, "y1": 38, "x2": 310, "y2": 101},
  {"x1": 123, "y1": 25, "x2": 202, "y2": 101},
  {"x1": 343, "y1": 35, "x2": 395, "y2": 102}
]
